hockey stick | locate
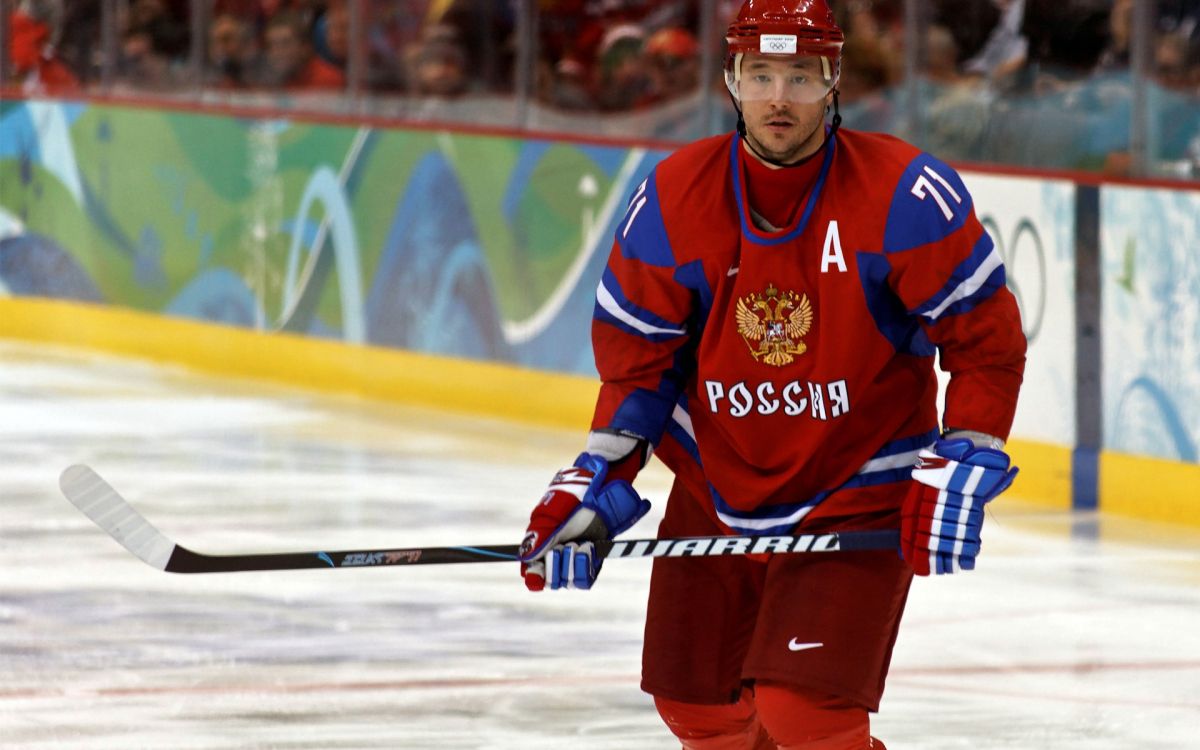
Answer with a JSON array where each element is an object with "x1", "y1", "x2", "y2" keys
[{"x1": 60, "y1": 464, "x2": 900, "y2": 574}]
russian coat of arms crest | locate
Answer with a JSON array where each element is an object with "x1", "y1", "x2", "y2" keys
[{"x1": 734, "y1": 283, "x2": 813, "y2": 367}]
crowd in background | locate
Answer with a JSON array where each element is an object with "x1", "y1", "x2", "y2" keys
[
  {"x1": 4, "y1": 0, "x2": 489, "y2": 95},
  {"x1": 5, "y1": 0, "x2": 1200, "y2": 174}
]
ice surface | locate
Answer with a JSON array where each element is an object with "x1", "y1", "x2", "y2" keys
[{"x1": 0, "y1": 341, "x2": 1197, "y2": 749}]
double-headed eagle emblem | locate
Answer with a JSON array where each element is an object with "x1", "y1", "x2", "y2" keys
[{"x1": 735, "y1": 283, "x2": 813, "y2": 367}]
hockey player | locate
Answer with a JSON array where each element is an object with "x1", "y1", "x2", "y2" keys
[{"x1": 518, "y1": 1, "x2": 1027, "y2": 747}]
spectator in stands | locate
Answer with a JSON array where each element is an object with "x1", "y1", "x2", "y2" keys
[
  {"x1": 925, "y1": 24, "x2": 965, "y2": 85},
  {"x1": 923, "y1": 24, "x2": 992, "y2": 157},
  {"x1": 125, "y1": 0, "x2": 189, "y2": 61},
  {"x1": 206, "y1": 12, "x2": 261, "y2": 88},
  {"x1": 644, "y1": 26, "x2": 700, "y2": 101},
  {"x1": 361, "y1": 0, "x2": 436, "y2": 90},
  {"x1": 542, "y1": 55, "x2": 595, "y2": 110},
  {"x1": 962, "y1": 0, "x2": 1029, "y2": 85},
  {"x1": 56, "y1": 0, "x2": 102, "y2": 86},
  {"x1": 116, "y1": 25, "x2": 176, "y2": 89},
  {"x1": 403, "y1": 23, "x2": 468, "y2": 97},
  {"x1": 260, "y1": 10, "x2": 345, "y2": 90},
  {"x1": 1158, "y1": 0, "x2": 1200, "y2": 53},
  {"x1": 314, "y1": 1, "x2": 350, "y2": 72},
  {"x1": 1019, "y1": 0, "x2": 1110, "y2": 92},
  {"x1": 1155, "y1": 30, "x2": 1199, "y2": 90},
  {"x1": 1094, "y1": 0, "x2": 1133, "y2": 74},
  {"x1": 837, "y1": 32, "x2": 896, "y2": 132},
  {"x1": 1093, "y1": 0, "x2": 1200, "y2": 87},
  {"x1": 6, "y1": 5, "x2": 79, "y2": 93},
  {"x1": 932, "y1": 0, "x2": 1001, "y2": 67},
  {"x1": 837, "y1": 0, "x2": 904, "y2": 86},
  {"x1": 592, "y1": 23, "x2": 654, "y2": 110}
]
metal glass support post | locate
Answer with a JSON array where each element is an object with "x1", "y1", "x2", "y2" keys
[
  {"x1": 347, "y1": 0, "x2": 366, "y2": 111},
  {"x1": 1129, "y1": 0, "x2": 1154, "y2": 176},
  {"x1": 902, "y1": 0, "x2": 928, "y2": 146},
  {"x1": 1073, "y1": 185, "x2": 1102, "y2": 513},
  {"x1": 513, "y1": 0, "x2": 536, "y2": 130},
  {"x1": 0, "y1": 0, "x2": 9, "y2": 89},
  {"x1": 100, "y1": 0, "x2": 117, "y2": 90},
  {"x1": 190, "y1": 0, "x2": 209, "y2": 97},
  {"x1": 698, "y1": 0, "x2": 719, "y2": 138}
]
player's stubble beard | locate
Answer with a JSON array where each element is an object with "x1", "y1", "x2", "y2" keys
[{"x1": 743, "y1": 97, "x2": 831, "y2": 166}]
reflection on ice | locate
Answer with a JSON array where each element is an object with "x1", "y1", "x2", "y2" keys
[{"x1": 0, "y1": 342, "x2": 1197, "y2": 749}]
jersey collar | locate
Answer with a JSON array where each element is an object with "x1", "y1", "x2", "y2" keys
[{"x1": 730, "y1": 130, "x2": 838, "y2": 247}]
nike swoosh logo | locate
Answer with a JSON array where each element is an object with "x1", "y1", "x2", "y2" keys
[
  {"x1": 727, "y1": 266, "x2": 739, "y2": 276},
  {"x1": 787, "y1": 639, "x2": 824, "y2": 652}
]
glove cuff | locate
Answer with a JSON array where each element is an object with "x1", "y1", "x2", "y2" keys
[
  {"x1": 586, "y1": 480, "x2": 650, "y2": 537},
  {"x1": 942, "y1": 429, "x2": 1005, "y2": 450}
]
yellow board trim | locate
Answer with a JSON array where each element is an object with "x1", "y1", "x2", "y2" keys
[
  {"x1": 0, "y1": 298, "x2": 598, "y2": 430},
  {"x1": 1005, "y1": 438, "x2": 1072, "y2": 510},
  {"x1": 6, "y1": 299, "x2": 1198, "y2": 526},
  {"x1": 1101, "y1": 450, "x2": 1200, "y2": 528}
]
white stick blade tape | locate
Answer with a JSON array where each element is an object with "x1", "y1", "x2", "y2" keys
[{"x1": 59, "y1": 464, "x2": 176, "y2": 570}]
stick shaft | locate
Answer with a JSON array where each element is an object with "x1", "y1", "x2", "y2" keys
[{"x1": 60, "y1": 464, "x2": 899, "y2": 574}]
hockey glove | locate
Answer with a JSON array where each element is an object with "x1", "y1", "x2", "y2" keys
[
  {"x1": 519, "y1": 452, "x2": 651, "y2": 591},
  {"x1": 902, "y1": 438, "x2": 1018, "y2": 576}
]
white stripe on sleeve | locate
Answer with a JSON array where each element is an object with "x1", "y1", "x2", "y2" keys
[
  {"x1": 596, "y1": 280, "x2": 687, "y2": 337},
  {"x1": 924, "y1": 247, "x2": 1003, "y2": 322}
]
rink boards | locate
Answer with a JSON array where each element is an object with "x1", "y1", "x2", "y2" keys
[
  {"x1": 2, "y1": 296, "x2": 1196, "y2": 526},
  {"x1": 1, "y1": 98, "x2": 1198, "y2": 526}
]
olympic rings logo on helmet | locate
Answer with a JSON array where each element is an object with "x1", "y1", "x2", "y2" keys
[{"x1": 761, "y1": 34, "x2": 798, "y2": 54}]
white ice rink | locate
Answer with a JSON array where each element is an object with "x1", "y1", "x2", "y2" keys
[{"x1": 1, "y1": 340, "x2": 1198, "y2": 749}]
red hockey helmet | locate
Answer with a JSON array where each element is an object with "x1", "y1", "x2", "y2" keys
[{"x1": 724, "y1": 0, "x2": 844, "y2": 102}]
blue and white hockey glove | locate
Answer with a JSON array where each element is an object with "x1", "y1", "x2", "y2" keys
[
  {"x1": 902, "y1": 437, "x2": 1018, "y2": 576},
  {"x1": 519, "y1": 452, "x2": 651, "y2": 591}
]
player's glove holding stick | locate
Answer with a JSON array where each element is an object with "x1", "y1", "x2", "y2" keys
[
  {"x1": 519, "y1": 452, "x2": 651, "y2": 591},
  {"x1": 902, "y1": 436, "x2": 1018, "y2": 576}
]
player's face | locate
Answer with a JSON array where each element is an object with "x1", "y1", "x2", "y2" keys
[{"x1": 738, "y1": 53, "x2": 834, "y2": 165}]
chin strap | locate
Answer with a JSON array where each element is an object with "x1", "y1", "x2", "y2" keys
[
  {"x1": 828, "y1": 89, "x2": 843, "y2": 140},
  {"x1": 730, "y1": 89, "x2": 748, "y2": 138}
]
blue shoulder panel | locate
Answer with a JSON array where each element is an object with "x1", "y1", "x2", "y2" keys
[
  {"x1": 882, "y1": 153, "x2": 974, "y2": 254},
  {"x1": 856, "y1": 252, "x2": 936, "y2": 356},
  {"x1": 615, "y1": 171, "x2": 677, "y2": 268}
]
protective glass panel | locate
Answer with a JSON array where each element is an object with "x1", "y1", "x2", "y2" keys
[{"x1": 530, "y1": 0, "x2": 711, "y2": 140}]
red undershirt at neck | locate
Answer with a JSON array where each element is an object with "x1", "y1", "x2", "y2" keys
[{"x1": 740, "y1": 141, "x2": 825, "y2": 230}]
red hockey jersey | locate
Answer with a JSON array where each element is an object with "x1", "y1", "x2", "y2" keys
[{"x1": 591, "y1": 130, "x2": 1026, "y2": 535}]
